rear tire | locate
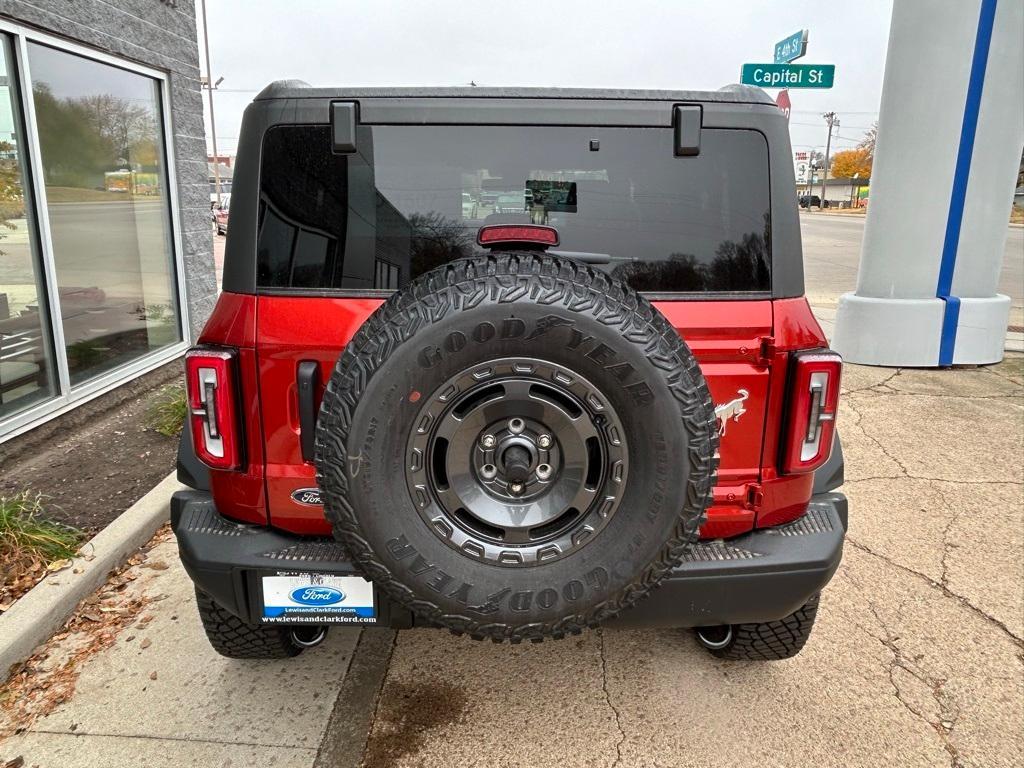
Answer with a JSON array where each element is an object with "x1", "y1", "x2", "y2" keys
[
  {"x1": 695, "y1": 593, "x2": 820, "y2": 661},
  {"x1": 316, "y1": 253, "x2": 718, "y2": 642},
  {"x1": 195, "y1": 588, "x2": 302, "y2": 659}
]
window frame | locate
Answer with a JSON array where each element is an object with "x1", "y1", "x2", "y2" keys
[{"x1": 0, "y1": 19, "x2": 190, "y2": 443}]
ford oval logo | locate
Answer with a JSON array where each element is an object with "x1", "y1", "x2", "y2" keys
[
  {"x1": 291, "y1": 487, "x2": 323, "y2": 506},
  {"x1": 290, "y1": 586, "x2": 344, "y2": 606}
]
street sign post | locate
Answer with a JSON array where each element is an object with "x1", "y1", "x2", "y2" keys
[
  {"x1": 740, "y1": 63, "x2": 835, "y2": 89},
  {"x1": 774, "y1": 30, "x2": 808, "y2": 63}
]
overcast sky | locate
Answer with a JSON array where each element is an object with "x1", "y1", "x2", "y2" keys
[{"x1": 198, "y1": 0, "x2": 893, "y2": 160}]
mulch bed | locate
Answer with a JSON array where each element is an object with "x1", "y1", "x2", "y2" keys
[{"x1": 0, "y1": 385, "x2": 179, "y2": 535}]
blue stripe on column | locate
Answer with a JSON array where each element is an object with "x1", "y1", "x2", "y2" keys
[{"x1": 936, "y1": 0, "x2": 998, "y2": 366}]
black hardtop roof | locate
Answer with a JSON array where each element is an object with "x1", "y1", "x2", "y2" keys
[{"x1": 254, "y1": 80, "x2": 776, "y2": 106}]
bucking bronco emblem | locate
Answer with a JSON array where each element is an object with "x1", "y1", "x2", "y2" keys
[{"x1": 714, "y1": 389, "x2": 749, "y2": 436}]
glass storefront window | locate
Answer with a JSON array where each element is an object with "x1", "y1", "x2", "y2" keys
[
  {"x1": 0, "y1": 35, "x2": 57, "y2": 421},
  {"x1": 27, "y1": 42, "x2": 181, "y2": 385}
]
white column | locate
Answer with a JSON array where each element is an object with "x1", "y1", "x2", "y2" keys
[{"x1": 832, "y1": 0, "x2": 1023, "y2": 367}]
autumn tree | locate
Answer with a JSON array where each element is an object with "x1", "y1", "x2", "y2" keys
[
  {"x1": 829, "y1": 147, "x2": 872, "y2": 179},
  {"x1": 0, "y1": 141, "x2": 23, "y2": 251}
]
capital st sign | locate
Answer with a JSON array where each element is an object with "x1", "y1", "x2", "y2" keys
[{"x1": 740, "y1": 63, "x2": 835, "y2": 89}]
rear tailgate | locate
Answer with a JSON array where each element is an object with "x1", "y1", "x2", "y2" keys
[{"x1": 256, "y1": 296, "x2": 772, "y2": 538}]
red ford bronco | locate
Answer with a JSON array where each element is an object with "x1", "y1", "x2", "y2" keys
[{"x1": 172, "y1": 83, "x2": 846, "y2": 661}]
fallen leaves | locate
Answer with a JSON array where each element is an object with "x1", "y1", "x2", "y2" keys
[
  {"x1": 0, "y1": 527, "x2": 173, "y2": 738},
  {"x1": 0, "y1": 580, "x2": 152, "y2": 738}
]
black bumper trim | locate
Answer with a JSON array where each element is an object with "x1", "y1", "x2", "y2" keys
[
  {"x1": 610, "y1": 493, "x2": 847, "y2": 628},
  {"x1": 171, "y1": 491, "x2": 414, "y2": 629},
  {"x1": 171, "y1": 490, "x2": 846, "y2": 630}
]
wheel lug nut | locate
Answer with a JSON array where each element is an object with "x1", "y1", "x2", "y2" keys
[
  {"x1": 536, "y1": 463, "x2": 553, "y2": 481},
  {"x1": 537, "y1": 434, "x2": 551, "y2": 449},
  {"x1": 509, "y1": 482, "x2": 524, "y2": 494},
  {"x1": 481, "y1": 434, "x2": 496, "y2": 449},
  {"x1": 508, "y1": 418, "x2": 525, "y2": 435},
  {"x1": 481, "y1": 463, "x2": 497, "y2": 480}
]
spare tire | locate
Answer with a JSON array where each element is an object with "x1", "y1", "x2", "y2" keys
[{"x1": 315, "y1": 254, "x2": 717, "y2": 642}]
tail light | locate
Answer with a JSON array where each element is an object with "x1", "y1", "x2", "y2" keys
[
  {"x1": 477, "y1": 224, "x2": 559, "y2": 248},
  {"x1": 781, "y1": 350, "x2": 842, "y2": 474},
  {"x1": 185, "y1": 348, "x2": 243, "y2": 470}
]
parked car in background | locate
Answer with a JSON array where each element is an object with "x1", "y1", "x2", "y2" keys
[
  {"x1": 799, "y1": 194, "x2": 821, "y2": 209},
  {"x1": 495, "y1": 192, "x2": 526, "y2": 214},
  {"x1": 213, "y1": 193, "x2": 230, "y2": 235}
]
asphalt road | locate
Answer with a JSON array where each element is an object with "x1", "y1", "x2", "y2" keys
[{"x1": 801, "y1": 213, "x2": 1024, "y2": 318}]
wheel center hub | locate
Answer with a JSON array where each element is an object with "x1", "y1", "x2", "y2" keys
[
  {"x1": 404, "y1": 359, "x2": 628, "y2": 566},
  {"x1": 501, "y1": 444, "x2": 533, "y2": 483},
  {"x1": 473, "y1": 417, "x2": 558, "y2": 503}
]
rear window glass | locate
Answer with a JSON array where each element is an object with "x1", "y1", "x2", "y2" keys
[{"x1": 257, "y1": 124, "x2": 771, "y2": 293}]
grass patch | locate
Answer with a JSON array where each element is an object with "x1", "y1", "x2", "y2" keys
[
  {"x1": 148, "y1": 383, "x2": 187, "y2": 437},
  {"x1": 0, "y1": 493, "x2": 82, "y2": 608}
]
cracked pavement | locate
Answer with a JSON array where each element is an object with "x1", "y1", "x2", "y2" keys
[
  {"x1": 355, "y1": 355, "x2": 1023, "y2": 768},
  {"x1": 2, "y1": 357, "x2": 1021, "y2": 768}
]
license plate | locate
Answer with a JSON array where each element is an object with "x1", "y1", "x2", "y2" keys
[{"x1": 259, "y1": 571, "x2": 376, "y2": 624}]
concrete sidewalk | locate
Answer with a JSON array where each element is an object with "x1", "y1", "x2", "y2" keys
[
  {"x1": 0, "y1": 535, "x2": 363, "y2": 767},
  {"x1": 1, "y1": 358, "x2": 1020, "y2": 767}
]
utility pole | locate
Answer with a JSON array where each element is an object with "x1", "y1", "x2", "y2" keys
[
  {"x1": 200, "y1": 0, "x2": 222, "y2": 207},
  {"x1": 820, "y1": 111, "x2": 838, "y2": 209}
]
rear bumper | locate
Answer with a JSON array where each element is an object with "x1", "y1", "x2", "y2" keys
[{"x1": 171, "y1": 490, "x2": 846, "y2": 629}]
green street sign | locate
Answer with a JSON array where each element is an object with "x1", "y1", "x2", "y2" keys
[
  {"x1": 740, "y1": 63, "x2": 835, "y2": 89},
  {"x1": 774, "y1": 30, "x2": 808, "y2": 63}
]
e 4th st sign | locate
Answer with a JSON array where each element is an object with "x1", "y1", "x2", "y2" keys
[{"x1": 741, "y1": 63, "x2": 835, "y2": 89}]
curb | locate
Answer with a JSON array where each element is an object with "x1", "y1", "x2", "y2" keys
[{"x1": 0, "y1": 472, "x2": 182, "y2": 680}]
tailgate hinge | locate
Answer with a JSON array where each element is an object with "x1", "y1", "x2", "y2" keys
[
  {"x1": 757, "y1": 335, "x2": 777, "y2": 365},
  {"x1": 744, "y1": 483, "x2": 764, "y2": 511}
]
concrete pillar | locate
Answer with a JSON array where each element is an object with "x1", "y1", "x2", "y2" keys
[{"x1": 833, "y1": 0, "x2": 1023, "y2": 367}]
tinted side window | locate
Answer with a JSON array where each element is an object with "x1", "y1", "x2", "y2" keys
[
  {"x1": 258, "y1": 126, "x2": 346, "y2": 288},
  {"x1": 257, "y1": 123, "x2": 770, "y2": 293}
]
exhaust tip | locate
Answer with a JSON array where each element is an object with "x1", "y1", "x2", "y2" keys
[
  {"x1": 290, "y1": 626, "x2": 328, "y2": 649},
  {"x1": 695, "y1": 625, "x2": 733, "y2": 650}
]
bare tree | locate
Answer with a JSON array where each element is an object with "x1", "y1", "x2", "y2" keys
[
  {"x1": 77, "y1": 94, "x2": 155, "y2": 164},
  {"x1": 408, "y1": 212, "x2": 475, "y2": 277},
  {"x1": 858, "y1": 122, "x2": 878, "y2": 160}
]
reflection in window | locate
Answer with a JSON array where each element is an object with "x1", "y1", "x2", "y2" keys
[
  {"x1": 27, "y1": 42, "x2": 180, "y2": 384},
  {"x1": 256, "y1": 124, "x2": 771, "y2": 293},
  {"x1": 0, "y1": 35, "x2": 57, "y2": 420}
]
